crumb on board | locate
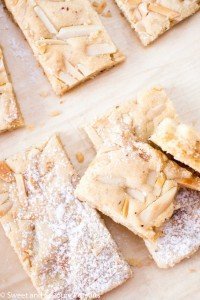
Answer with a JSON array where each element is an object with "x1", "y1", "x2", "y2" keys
[
  {"x1": 189, "y1": 269, "x2": 197, "y2": 273},
  {"x1": 26, "y1": 124, "x2": 35, "y2": 131},
  {"x1": 76, "y1": 152, "x2": 85, "y2": 163},
  {"x1": 127, "y1": 258, "x2": 152, "y2": 268},
  {"x1": 39, "y1": 91, "x2": 49, "y2": 97},
  {"x1": 49, "y1": 111, "x2": 61, "y2": 117},
  {"x1": 92, "y1": 1, "x2": 112, "y2": 17}
]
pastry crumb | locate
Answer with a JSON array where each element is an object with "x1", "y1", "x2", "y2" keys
[
  {"x1": 39, "y1": 90, "x2": 49, "y2": 97},
  {"x1": 49, "y1": 111, "x2": 61, "y2": 117},
  {"x1": 92, "y1": 1, "x2": 107, "y2": 14},
  {"x1": 127, "y1": 258, "x2": 152, "y2": 268},
  {"x1": 26, "y1": 124, "x2": 35, "y2": 131},
  {"x1": 76, "y1": 152, "x2": 85, "y2": 163}
]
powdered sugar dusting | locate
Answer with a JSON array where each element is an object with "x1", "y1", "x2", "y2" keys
[
  {"x1": 146, "y1": 188, "x2": 200, "y2": 267},
  {"x1": 0, "y1": 136, "x2": 131, "y2": 299}
]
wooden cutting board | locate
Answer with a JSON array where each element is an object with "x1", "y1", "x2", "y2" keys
[{"x1": 0, "y1": 2, "x2": 199, "y2": 299}]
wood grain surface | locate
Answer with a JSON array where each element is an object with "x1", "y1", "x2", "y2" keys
[{"x1": 0, "y1": 2, "x2": 199, "y2": 299}]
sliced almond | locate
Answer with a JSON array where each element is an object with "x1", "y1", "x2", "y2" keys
[
  {"x1": 87, "y1": 43, "x2": 116, "y2": 56},
  {"x1": 57, "y1": 25, "x2": 102, "y2": 40},
  {"x1": 14, "y1": 174, "x2": 28, "y2": 207},
  {"x1": 66, "y1": 62, "x2": 84, "y2": 81},
  {"x1": 154, "y1": 173, "x2": 166, "y2": 196},
  {"x1": 0, "y1": 192, "x2": 8, "y2": 205},
  {"x1": 139, "y1": 187, "x2": 177, "y2": 227},
  {"x1": 147, "y1": 104, "x2": 165, "y2": 120},
  {"x1": 0, "y1": 201, "x2": 13, "y2": 217},
  {"x1": 0, "y1": 161, "x2": 14, "y2": 183},
  {"x1": 34, "y1": 6, "x2": 58, "y2": 34},
  {"x1": 147, "y1": 170, "x2": 157, "y2": 186},
  {"x1": 148, "y1": 3, "x2": 180, "y2": 19},
  {"x1": 58, "y1": 71, "x2": 77, "y2": 86},
  {"x1": 97, "y1": 175, "x2": 125, "y2": 186},
  {"x1": 77, "y1": 64, "x2": 91, "y2": 77},
  {"x1": 121, "y1": 199, "x2": 129, "y2": 218},
  {"x1": 177, "y1": 177, "x2": 200, "y2": 192},
  {"x1": 30, "y1": 0, "x2": 37, "y2": 6},
  {"x1": 37, "y1": 39, "x2": 68, "y2": 46},
  {"x1": 129, "y1": 0, "x2": 142, "y2": 6},
  {"x1": 127, "y1": 188, "x2": 145, "y2": 202}
]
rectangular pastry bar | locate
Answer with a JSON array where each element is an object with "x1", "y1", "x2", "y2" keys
[
  {"x1": 4, "y1": 0, "x2": 125, "y2": 95},
  {"x1": 75, "y1": 136, "x2": 200, "y2": 241},
  {"x1": 85, "y1": 86, "x2": 178, "y2": 150},
  {"x1": 0, "y1": 136, "x2": 131, "y2": 299},
  {"x1": 145, "y1": 188, "x2": 200, "y2": 268},
  {"x1": 150, "y1": 118, "x2": 200, "y2": 173},
  {"x1": 115, "y1": 0, "x2": 200, "y2": 45},
  {"x1": 0, "y1": 47, "x2": 24, "y2": 132}
]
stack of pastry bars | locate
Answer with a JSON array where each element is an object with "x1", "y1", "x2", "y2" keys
[{"x1": 76, "y1": 86, "x2": 200, "y2": 268}]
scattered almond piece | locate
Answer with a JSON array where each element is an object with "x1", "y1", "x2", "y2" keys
[
  {"x1": 0, "y1": 161, "x2": 14, "y2": 183},
  {"x1": 49, "y1": 111, "x2": 61, "y2": 117},
  {"x1": 26, "y1": 124, "x2": 35, "y2": 131},
  {"x1": 76, "y1": 152, "x2": 85, "y2": 163},
  {"x1": 92, "y1": 1, "x2": 107, "y2": 14},
  {"x1": 127, "y1": 257, "x2": 152, "y2": 267},
  {"x1": 102, "y1": 10, "x2": 112, "y2": 18}
]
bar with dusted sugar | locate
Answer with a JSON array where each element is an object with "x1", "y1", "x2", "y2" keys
[
  {"x1": 0, "y1": 135, "x2": 131, "y2": 299},
  {"x1": 4, "y1": 0, "x2": 125, "y2": 95},
  {"x1": 145, "y1": 188, "x2": 200, "y2": 268}
]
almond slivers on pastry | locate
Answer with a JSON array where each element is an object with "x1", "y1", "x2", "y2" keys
[
  {"x1": 115, "y1": 0, "x2": 200, "y2": 45},
  {"x1": 75, "y1": 137, "x2": 200, "y2": 241},
  {"x1": 0, "y1": 136, "x2": 131, "y2": 299},
  {"x1": 4, "y1": 0, "x2": 125, "y2": 95},
  {"x1": 85, "y1": 86, "x2": 178, "y2": 150}
]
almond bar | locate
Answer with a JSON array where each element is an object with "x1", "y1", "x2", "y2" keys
[
  {"x1": 4, "y1": 0, "x2": 125, "y2": 95},
  {"x1": 0, "y1": 47, "x2": 24, "y2": 132},
  {"x1": 0, "y1": 135, "x2": 131, "y2": 299},
  {"x1": 115, "y1": 0, "x2": 200, "y2": 45},
  {"x1": 145, "y1": 188, "x2": 200, "y2": 268},
  {"x1": 150, "y1": 118, "x2": 200, "y2": 173},
  {"x1": 75, "y1": 136, "x2": 200, "y2": 241},
  {"x1": 85, "y1": 86, "x2": 178, "y2": 150}
]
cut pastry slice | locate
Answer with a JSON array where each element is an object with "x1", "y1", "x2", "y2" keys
[
  {"x1": 0, "y1": 136, "x2": 131, "y2": 299},
  {"x1": 4, "y1": 0, "x2": 125, "y2": 95},
  {"x1": 115, "y1": 0, "x2": 200, "y2": 45},
  {"x1": 0, "y1": 47, "x2": 24, "y2": 132},
  {"x1": 145, "y1": 188, "x2": 200, "y2": 268},
  {"x1": 75, "y1": 136, "x2": 200, "y2": 241},
  {"x1": 150, "y1": 118, "x2": 200, "y2": 174},
  {"x1": 85, "y1": 86, "x2": 178, "y2": 150}
]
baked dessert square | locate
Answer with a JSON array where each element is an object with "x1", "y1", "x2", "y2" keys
[
  {"x1": 115, "y1": 0, "x2": 200, "y2": 45},
  {"x1": 145, "y1": 188, "x2": 200, "y2": 268},
  {"x1": 75, "y1": 136, "x2": 200, "y2": 241},
  {"x1": 85, "y1": 86, "x2": 178, "y2": 150},
  {"x1": 4, "y1": 0, "x2": 125, "y2": 95},
  {"x1": 150, "y1": 118, "x2": 200, "y2": 173},
  {"x1": 0, "y1": 47, "x2": 24, "y2": 132},
  {"x1": 0, "y1": 136, "x2": 131, "y2": 299}
]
